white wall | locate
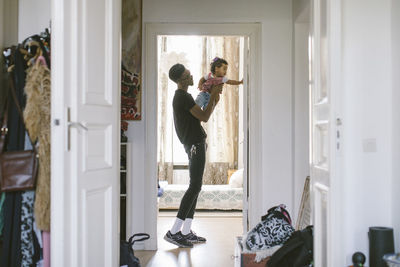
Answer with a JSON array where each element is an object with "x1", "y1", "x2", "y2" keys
[
  {"x1": 293, "y1": 22, "x2": 309, "y2": 225},
  {"x1": 1, "y1": 0, "x2": 47, "y2": 89},
  {"x1": 292, "y1": 0, "x2": 310, "y2": 225},
  {"x1": 129, "y1": 0, "x2": 293, "y2": 234},
  {"x1": 341, "y1": 0, "x2": 394, "y2": 263},
  {"x1": 126, "y1": 121, "x2": 146, "y2": 234},
  {"x1": 1, "y1": 0, "x2": 18, "y2": 47},
  {"x1": 18, "y1": 0, "x2": 50, "y2": 42},
  {"x1": 392, "y1": 0, "x2": 400, "y2": 252},
  {"x1": 293, "y1": 0, "x2": 309, "y2": 23}
]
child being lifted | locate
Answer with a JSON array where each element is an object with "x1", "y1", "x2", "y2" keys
[{"x1": 195, "y1": 57, "x2": 243, "y2": 109}]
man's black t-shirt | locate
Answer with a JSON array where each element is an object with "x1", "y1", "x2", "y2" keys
[{"x1": 173, "y1": 89, "x2": 206, "y2": 146}]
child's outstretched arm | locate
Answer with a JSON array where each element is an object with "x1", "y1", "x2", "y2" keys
[
  {"x1": 198, "y1": 77, "x2": 206, "y2": 89},
  {"x1": 226, "y1": 79, "x2": 243, "y2": 85}
]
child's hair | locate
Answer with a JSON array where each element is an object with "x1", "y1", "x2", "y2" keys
[{"x1": 210, "y1": 57, "x2": 228, "y2": 74}]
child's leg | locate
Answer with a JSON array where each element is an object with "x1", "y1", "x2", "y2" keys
[{"x1": 195, "y1": 92, "x2": 210, "y2": 109}]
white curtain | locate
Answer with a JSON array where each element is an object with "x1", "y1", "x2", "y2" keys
[
  {"x1": 157, "y1": 37, "x2": 189, "y2": 184},
  {"x1": 201, "y1": 36, "x2": 240, "y2": 184},
  {"x1": 157, "y1": 36, "x2": 240, "y2": 185}
]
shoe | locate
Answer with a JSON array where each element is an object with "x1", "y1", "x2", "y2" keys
[
  {"x1": 183, "y1": 230, "x2": 207, "y2": 243},
  {"x1": 164, "y1": 231, "x2": 193, "y2": 248}
]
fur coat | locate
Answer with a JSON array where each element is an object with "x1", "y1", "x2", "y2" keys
[{"x1": 23, "y1": 62, "x2": 51, "y2": 231}]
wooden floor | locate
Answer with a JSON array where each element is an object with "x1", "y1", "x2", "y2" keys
[{"x1": 135, "y1": 211, "x2": 243, "y2": 267}]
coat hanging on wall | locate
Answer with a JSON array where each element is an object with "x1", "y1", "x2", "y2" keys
[{"x1": 24, "y1": 59, "x2": 51, "y2": 231}]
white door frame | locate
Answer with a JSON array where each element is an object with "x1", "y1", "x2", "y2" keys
[
  {"x1": 142, "y1": 23, "x2": 262, "y2": 250},
  {"x1": 326, "y1": 0, "x2": 343, "y2": 264}
]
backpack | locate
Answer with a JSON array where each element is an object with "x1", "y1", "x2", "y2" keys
[
  {"x1": 244, "y1": 204, "x2": 295, "y2": 251},
  {"x1": 120, "y1": 233, "x2": 150, "y2": 267},
  {"x1": 267, "y1": 225, "x2": 314, "y2": 267}
]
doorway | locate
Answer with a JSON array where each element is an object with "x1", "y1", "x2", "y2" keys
[
  {"x1": 140, "y1": 23, "x2": 262, "y2": 250},
  {"x1": 156, "y1": 34, "x2": 245, "y2": 241}
]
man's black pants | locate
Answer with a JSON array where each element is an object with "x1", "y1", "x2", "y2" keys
[{"x1": 176, "y1": 142, "x2": 206, "y2": 220}]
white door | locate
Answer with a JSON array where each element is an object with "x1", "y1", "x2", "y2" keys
[
  {"x1": 242, "y1": 36, "x2": 250, "y2": 233},
  {"x1": 310, "y1": 0, "x2": 332, "y2": 265},
  {"x1": 51, "y1": 0, "x2": 121, "y2": 266}
]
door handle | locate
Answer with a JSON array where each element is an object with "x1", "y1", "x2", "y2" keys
[
  {"x1": 68, "y1": 121, "x2": 88, "y2": 131},
  {"x1": 67, "y1": 108, "x2": 88, "y2": 151}
]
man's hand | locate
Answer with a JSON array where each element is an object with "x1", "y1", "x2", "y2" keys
[
  {"x1": 198, "y1": 77, "x2": 206, "y2": 89},
  {"x1": 210, "y1": 84, "x2": 222, "y2": 105},
  {"x1": 210, "y1": 83, "x2": 223, "y2": 96},
  {"x1": 190, "y1": 83, "x2": 222, "y2": 122},
  {"x1": 215, "y1": 94, "x2": 220, "y2": 103}
]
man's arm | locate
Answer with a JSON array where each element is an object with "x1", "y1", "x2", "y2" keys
[
  {"x1": 198, "y1": 77, "x2": 206, "y2": 89},
  {"x1": 190, "y1": 84, "x2": 222, "y2": 122}
]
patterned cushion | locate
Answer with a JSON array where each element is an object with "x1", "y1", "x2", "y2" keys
[
  {"x1": 229, "y1": 169, "x2": 243, "y2": 188},
  {"x1": 158, "y1": 184, "x2": 243, "y2": 210}
]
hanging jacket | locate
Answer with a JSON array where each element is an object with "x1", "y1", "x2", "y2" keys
[{"x1": 23, "y1": 60, "x2": 51, "y2": 231}]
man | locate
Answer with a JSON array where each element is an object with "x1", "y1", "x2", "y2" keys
[{"x1": 164, "y1": 63, "x2": 222, "y2": 248}]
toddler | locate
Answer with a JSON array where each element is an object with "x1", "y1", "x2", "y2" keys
[{"x1": 195, "y1": 57, "x2": 243, "y2": 109}]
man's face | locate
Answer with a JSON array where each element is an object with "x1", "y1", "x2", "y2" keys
[{"x1": 179, "y1": 69, "x2": 194, "y2": 86}]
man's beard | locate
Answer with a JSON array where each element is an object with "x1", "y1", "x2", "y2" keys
[{"x1": 184, "y1": 80, "x2": 193, "y2": 86}]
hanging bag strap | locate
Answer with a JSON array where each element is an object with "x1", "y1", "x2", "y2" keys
[
  {"x1": 6, "y1": 73, "x2": 38, "y2": 154},
  {"x1": 128, "y1": 233, "x2": 150, "y2": 246}
]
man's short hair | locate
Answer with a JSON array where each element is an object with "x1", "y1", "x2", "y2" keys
[{"x1": 169, "y1": 63, "x2": 185, "y2": 82}]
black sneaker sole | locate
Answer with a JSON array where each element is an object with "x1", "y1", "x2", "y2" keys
[
  {"x1": 164, "y1": 234, "x2": 193, "y2": 248},
  {"x1": 187, "y1": 239, "x2": 206, "y2": 244}
]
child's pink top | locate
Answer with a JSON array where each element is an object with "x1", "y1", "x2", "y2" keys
[{"x1": 200, "y1": 73, "x2": 228, "y2": 93}]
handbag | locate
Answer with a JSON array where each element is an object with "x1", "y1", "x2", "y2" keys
[
  {"x1": 244, "y1": 204, "x2": 295, "y2": 251},
  {"x1": 120, "y1": 233, "x2": 150, "y2": 267},
  {"x1": 0, "y1": 76, "x2": 38, "y2": 192}
]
